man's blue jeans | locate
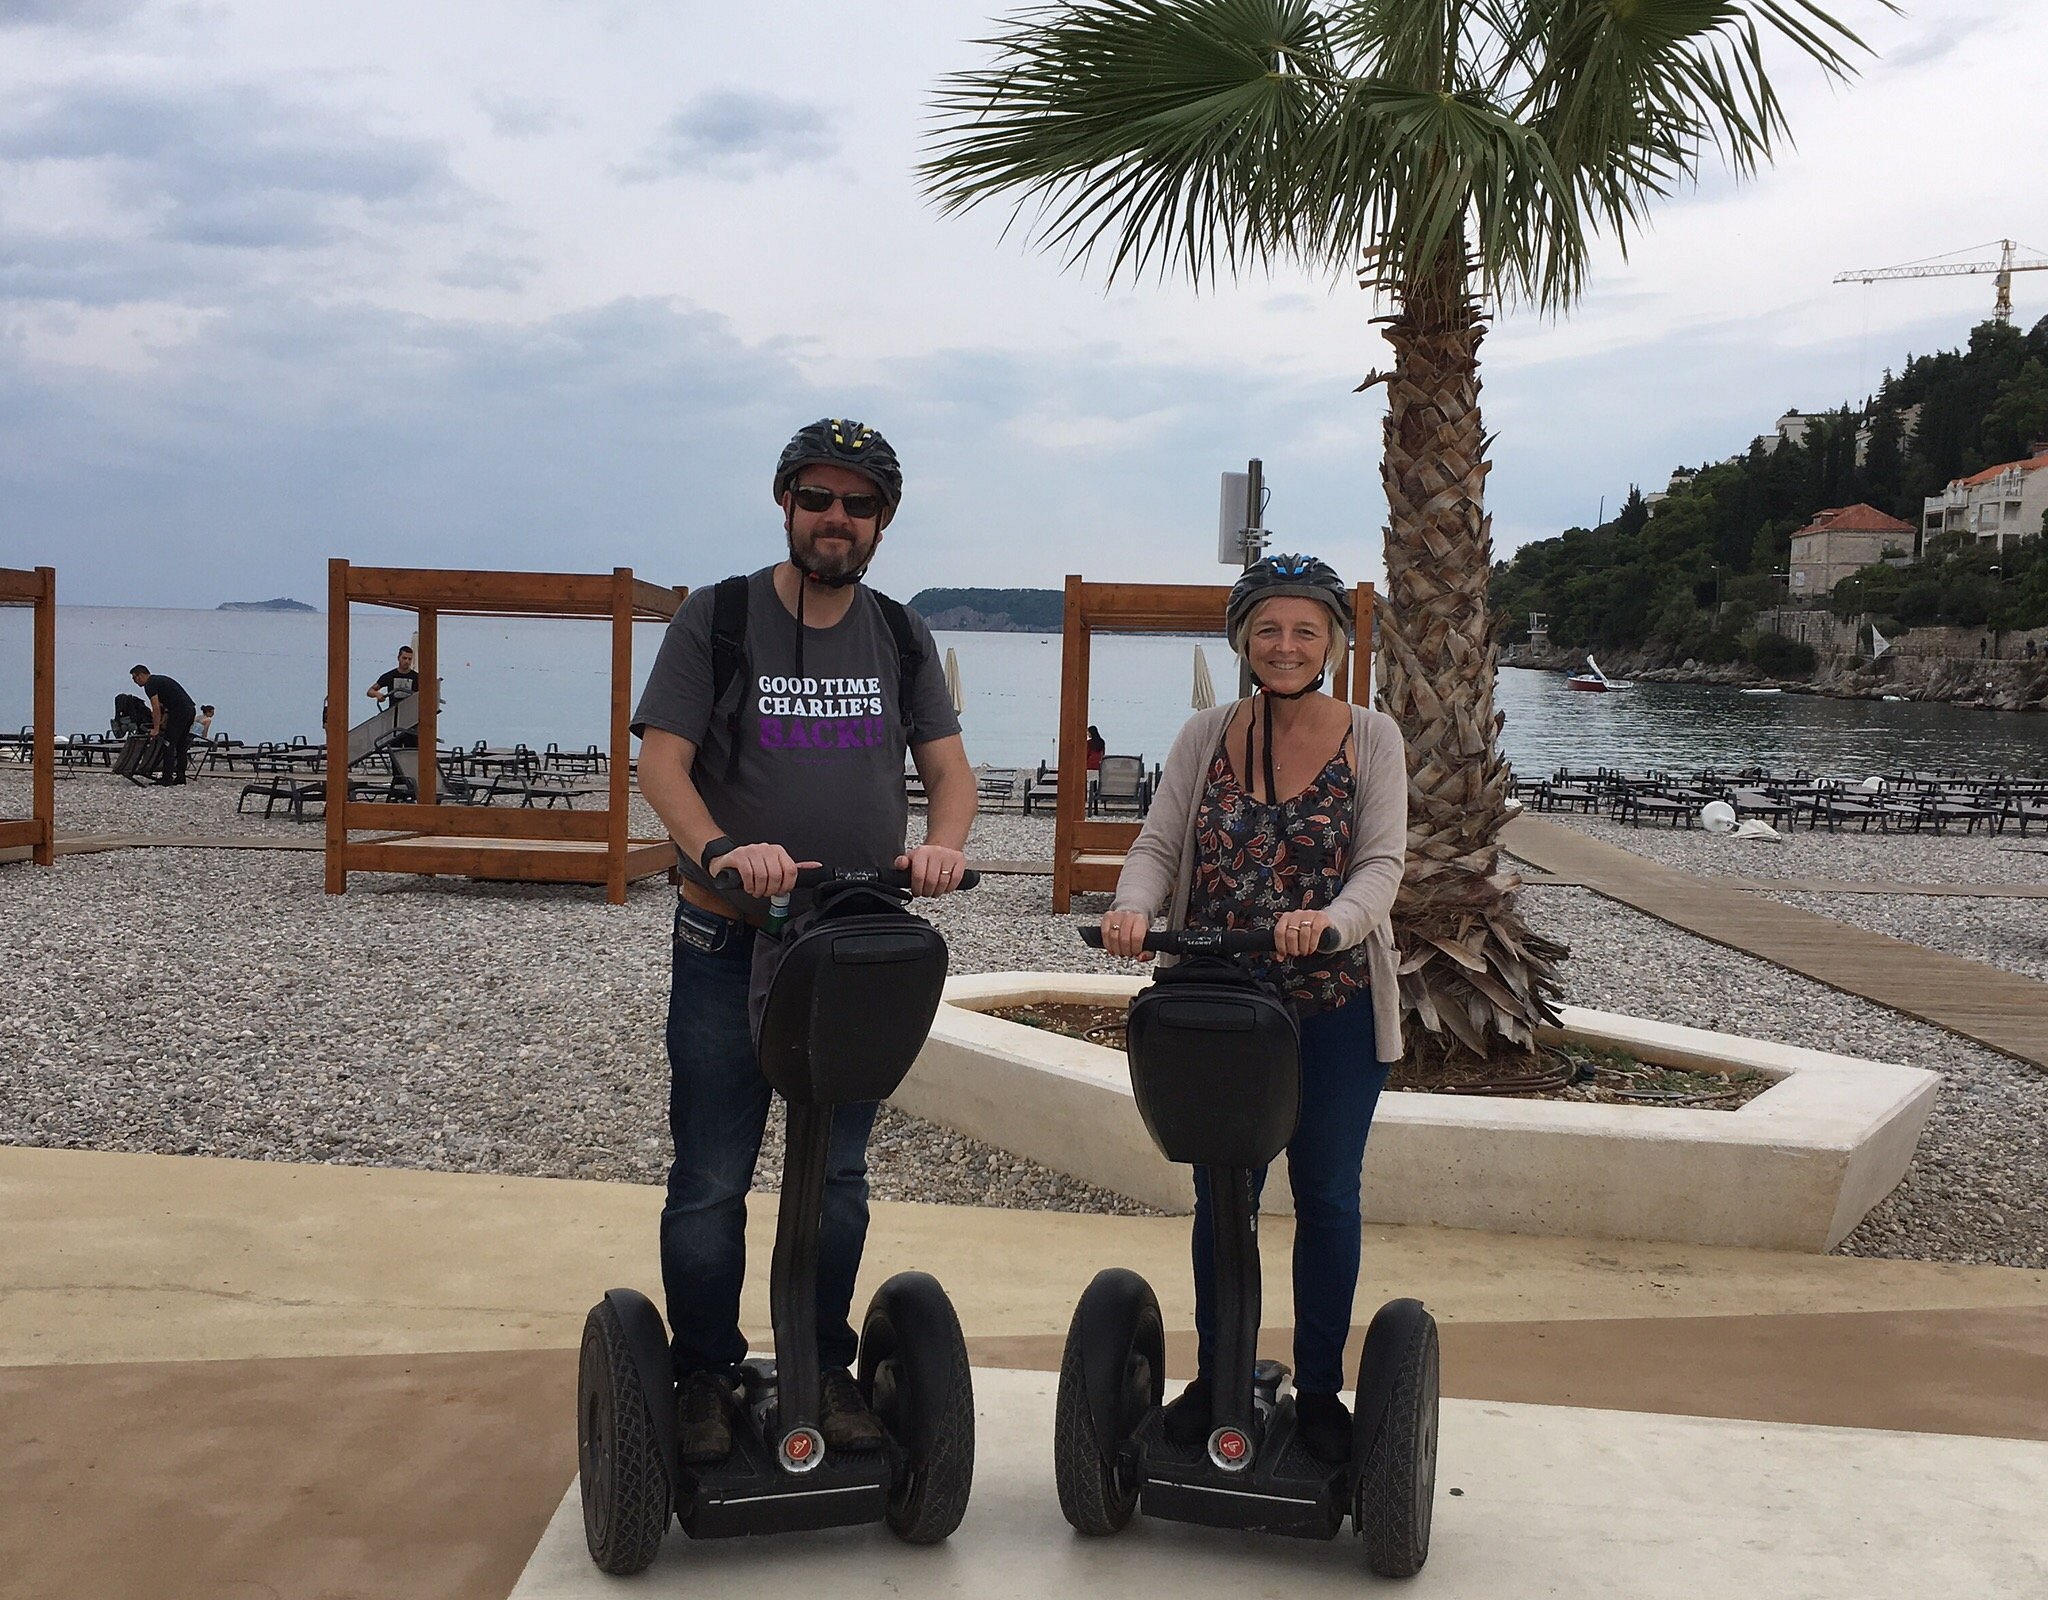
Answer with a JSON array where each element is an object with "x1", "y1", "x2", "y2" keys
[
  {"x1": 1190, "y1": 989, "x2": 1388, "y2": 1397},
  {"x1": 660, "y1": 903, "x2": 878, "y2": 1378}
]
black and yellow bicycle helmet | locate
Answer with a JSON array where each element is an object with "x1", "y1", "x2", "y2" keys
[{"x1": 771, "y1": 418, "x2": 903, "y2": 522}]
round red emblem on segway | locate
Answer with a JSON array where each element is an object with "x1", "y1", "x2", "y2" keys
[
  {"x1": 1209, "y1": 1427, "x2": 1251, "y2": 1471},
  {"x1": 780, "y1": 1427, "x2": 824, "y2": 1472}
]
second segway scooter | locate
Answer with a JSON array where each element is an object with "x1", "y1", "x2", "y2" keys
[
  {"x1": 577, "y1": 866, "x2": 979, "y2": 1574},
  {"x1": 1060, "y1": 923, "x2": 1439, "y2": 1578}
]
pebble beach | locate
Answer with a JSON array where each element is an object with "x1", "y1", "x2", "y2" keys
[{"x1": 2, "y1": 768, "x2": 2043, "y2": 1269}]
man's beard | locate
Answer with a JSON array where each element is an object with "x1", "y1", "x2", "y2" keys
[{"x1": 788, "y1": 524, "x2": 876, "y2": 583}]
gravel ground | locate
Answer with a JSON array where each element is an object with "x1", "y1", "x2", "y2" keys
[
  {"x1": 4, "y1": 774, "x2": 2042, "y2": 1262},
  {"x1": 1518, "y1": 886, "x2": 2045, "y2": 1269},
  {"x1": 1529, "y1": 810, "x2": 2048, "y2": 887}
]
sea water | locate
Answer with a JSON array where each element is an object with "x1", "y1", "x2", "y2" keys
[{"x1": 5, "y1": 606, "x2": 2048, "y2": 780}]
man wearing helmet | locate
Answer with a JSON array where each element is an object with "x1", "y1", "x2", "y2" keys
[{"x1": 632, "y1": 419, "x2": 978, "y2": 1465}]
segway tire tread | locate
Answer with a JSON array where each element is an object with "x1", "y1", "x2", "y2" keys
[
  {"x1": 1353, "y1": 1315, "x2": 1438, "y2": 1579},
  {"x1": 863, "y1": 1276, "x2": 976, "y2": 1545},
  {"x1": 579, "y1": 1301, "x2": 672, "y2": 1575},
  {"x1": 1053, "y1": 1304, "x2": 1139, "y2": 1536}
]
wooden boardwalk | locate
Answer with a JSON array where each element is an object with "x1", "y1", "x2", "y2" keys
[{"x1": 1504, "y1": 815, "x2": 2048, "y2": 1070}]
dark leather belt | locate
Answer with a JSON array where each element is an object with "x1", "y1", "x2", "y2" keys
[{"x1": 678, "y1": 873, "x2": 767, "y2": 930}]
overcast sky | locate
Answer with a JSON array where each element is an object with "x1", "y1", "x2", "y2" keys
[{"x1": 1, "y1": 0, "x2": 2043, "y2": 610}]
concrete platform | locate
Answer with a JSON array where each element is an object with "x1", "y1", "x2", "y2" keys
[
  {"x1": 4, "y1": 1144, "x2": 2046, "y2": 1600},
  {"x1": 509, "y1": 1369, "x2": 2048, "y2": 1598},
  {"x1": 915, "y1": 976, "x2": 1937, "y2": 1249}
]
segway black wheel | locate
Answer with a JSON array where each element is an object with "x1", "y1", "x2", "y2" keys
[
  {"x1": 860, "y1": 1271, "x2": 975, "y2": 1544},
  {"x1": 1351, "y1": 1300, "x2": 1439, "y2": 1579},
  {"x1": 577, "y1": 1299, "x2": 672, "y2": 1575},
  {"x1": 1053, "y1": 1268, "x2": 1162, "y2": 1536}
]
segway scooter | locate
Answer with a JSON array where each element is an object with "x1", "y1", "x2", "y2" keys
[
  {"x1": 1060, "y1": 923, "x2": 1439, "y2": 1578},
  {"x1": 577, "y1": 865, "x2": 980, "y2": 1574}
]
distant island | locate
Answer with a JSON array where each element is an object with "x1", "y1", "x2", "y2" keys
[
  {"x1": 907, "y1": 586, "x2": 1062, "y2": 632},
  {"x1": 217, "y1": 597, "x2": 315, "y2": 613}
]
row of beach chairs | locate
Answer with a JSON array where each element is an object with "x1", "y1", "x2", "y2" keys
[{"x1": 1517, "y1": 766, "x2": 2048, "y2": 835}]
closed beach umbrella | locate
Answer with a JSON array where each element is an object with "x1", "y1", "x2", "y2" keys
[
  {"x1": 943, "y1": 646, "x2": 964, "y2": 715},
  {"x1": 1191, "y1": 646, "x2": 1216, "y2": 711}
]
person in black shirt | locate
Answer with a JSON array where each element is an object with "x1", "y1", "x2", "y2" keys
[
  {"x1": 129, "y1": 664, "x2": 197, "y2": 785},
  {"x1": 367, "y1": 647, "x2": 422, "y2": 747}
]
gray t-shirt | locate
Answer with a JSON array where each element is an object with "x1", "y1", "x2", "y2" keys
[{"x1": 632, "y1": 567, "x2": 961, "y2": 904}]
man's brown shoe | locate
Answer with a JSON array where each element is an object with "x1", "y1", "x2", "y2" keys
[
  {"x1": 678, "y1": 1370, "x2": 735, "y2": 1465},
  {"x1": 818, "y1": 1368, "x2": 885, "y2": 1452}
]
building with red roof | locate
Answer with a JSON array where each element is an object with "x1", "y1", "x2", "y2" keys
[
  {"x1": 1789, "y1": 504, "x2": 1917, "y2": 600},
  {"x1": 1923, "y1": 448, "x2": 2048, "y2": 552}
]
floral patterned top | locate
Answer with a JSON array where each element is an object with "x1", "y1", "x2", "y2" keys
[{"x1": 1185, "y1": 735, "x2": 1373, "y2": 1014}]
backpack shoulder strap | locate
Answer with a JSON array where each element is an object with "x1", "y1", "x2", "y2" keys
[
  {"x1": 701, "y1": 575, "x2": 751, "y2": 785},
  {"x1": 870, "y1": 590, "x2": 928, "y2": 738}
]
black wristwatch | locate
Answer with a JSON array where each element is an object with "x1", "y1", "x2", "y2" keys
[{"x1": 699, "y1": 835, "x2": 738, "y2": 875}]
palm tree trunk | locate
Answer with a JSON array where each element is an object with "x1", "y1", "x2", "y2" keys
[{"x1": 1376, "y1": 260, "x2": 1565, "y2": 1061}]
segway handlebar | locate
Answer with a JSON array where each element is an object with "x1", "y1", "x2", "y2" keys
[
  {"x1": 713, "y1": 864, "x2": 980, "y2": 894},
  {"x1": 1078, "y1": 925, "x2": 1340, "y2": 956}
]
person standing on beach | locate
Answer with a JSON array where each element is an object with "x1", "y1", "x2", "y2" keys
[
  {"x1": 631, "y1": 417, "x2": 978, "y2": 1466},
  {"x1": 367, "y1": 646, "x2": 423, "y2": 746},
  {"x1": 129, "y1": 664, "x2": 197, "y2": 786}
]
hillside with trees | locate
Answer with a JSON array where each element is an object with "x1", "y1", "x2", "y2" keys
[
  {"x1": 1493, "y1": 316, "x2": 2048, "y2": 665},
  {"x1": 906, "y1": 587, "x2": 1064, "y2": 632}
]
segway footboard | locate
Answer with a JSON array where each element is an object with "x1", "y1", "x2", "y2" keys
[
  {"x1": 679, "y1": 1423, "x2": 889, "y2": 1540},
  {"x1": 1135, "y1": 1402, "x2": 1345, "y2": 1540}
]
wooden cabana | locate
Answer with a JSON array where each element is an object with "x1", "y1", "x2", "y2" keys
[
  {"x1": 1051, "y1": 574, "x2": 1376, "y2": 912},
  {"x1": 0, "y1": 566, "x2": 56, "y2": 869},
  {"x1": 324, "y1": 562, "x2": 685, "y2": 905}
]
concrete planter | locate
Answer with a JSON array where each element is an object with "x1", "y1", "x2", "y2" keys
[{"x1": 901, "y1": 974, "x2": 1939, "y2": 1253}]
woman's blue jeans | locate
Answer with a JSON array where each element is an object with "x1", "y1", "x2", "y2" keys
[
  {"x1": 659, "y1": 907, "x2": 877, "y2": 1379},
  {"x1": 1190, "y1": 989, "x2": 1388, "y2": 1397}
]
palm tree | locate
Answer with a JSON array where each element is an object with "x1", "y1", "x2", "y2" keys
[{"x1": 924, "y1": 0, "x2": 1875, "y2": 1061}]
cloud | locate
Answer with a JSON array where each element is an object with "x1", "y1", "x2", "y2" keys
[
  {"x1": 475, "y1": 86, "x2": 569, "y2": 140},
  {"x1": 0, "y1": 0, "x2": 142, "y2": 28},
  {"x1": 0, "y1": 77, "x2": 465, "y2": 307},
  {"x1": 624, "y1": 89, "x2": 836, "y2": 181}
]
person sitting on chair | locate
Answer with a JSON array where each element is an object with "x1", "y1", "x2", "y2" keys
[{"x1": 1097, "y1": 554, "x2": 1406, "y2": 1465}]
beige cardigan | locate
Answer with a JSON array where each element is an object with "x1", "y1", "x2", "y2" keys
[{"x1": 1108, "y1": 699, "x2": 1407, "y2": 1063}]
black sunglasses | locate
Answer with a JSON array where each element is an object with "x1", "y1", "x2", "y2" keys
[{"x1": 790, "y1": 484, "x2": 883, "y2": 519}]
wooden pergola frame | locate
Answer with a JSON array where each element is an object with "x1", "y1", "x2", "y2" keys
[
  {"x1": 0, "y1": 566, "x2": 56, "y2": 868},
  {"x1": 1051, "y1": 574, "x2": 1376, "y2": 912},
  {"x1": 324, "y1": 562, "x2": 685, "y2": 905}
]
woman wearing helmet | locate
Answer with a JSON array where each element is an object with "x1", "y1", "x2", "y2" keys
[{"x1": 1099, "y1": 554, "x2": 1407, "y2": 1465}]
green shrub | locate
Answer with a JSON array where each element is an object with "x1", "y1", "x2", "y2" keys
[{"x1": 1747, "y1": 632, "x2": 1816, "y2": 676}]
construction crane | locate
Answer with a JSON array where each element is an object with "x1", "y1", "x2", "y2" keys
[{"x1": 1835, "y1": 238, "x2": 2048, "y2": 324}]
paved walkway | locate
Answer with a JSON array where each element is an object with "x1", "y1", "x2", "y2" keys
[
  {"x1": 4, "y1": 1145, "x2": 2044, "y2": 1599},
  {"x1": 1505, "y1": 815, "x2": 2048, "y2": 1070}
]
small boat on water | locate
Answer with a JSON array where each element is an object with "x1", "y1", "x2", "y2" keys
[
  {"x1": 1565, "y1": 655, "x2": 1634, "y2": 693},
  {"x1": 1739, "y1": 687, "x2": 1782, "y2": 696}
]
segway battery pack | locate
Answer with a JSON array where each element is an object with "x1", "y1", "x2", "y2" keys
[
  {"x1": 1126, "y1": 964, "x2": 1301, "y2": 1167},
  {"x1": 755, "y1": 885, "x2": 950, "y2": 1106}
]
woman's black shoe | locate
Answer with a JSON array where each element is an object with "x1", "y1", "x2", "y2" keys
[
  {"x1": 1294, "y1": 1390, "x2": 1352, "y2": 1462},
  {"x1": 1161, "y1": 1376, "x2": 1212, "y2": 1450}
]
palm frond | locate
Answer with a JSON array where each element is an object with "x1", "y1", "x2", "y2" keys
[
  {"x1": 924, "y1": 0, "x2": 1339, "y2": 285},
  {"x1": 927, "y1": 0, "x2": 1883, "y2": 312}
]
